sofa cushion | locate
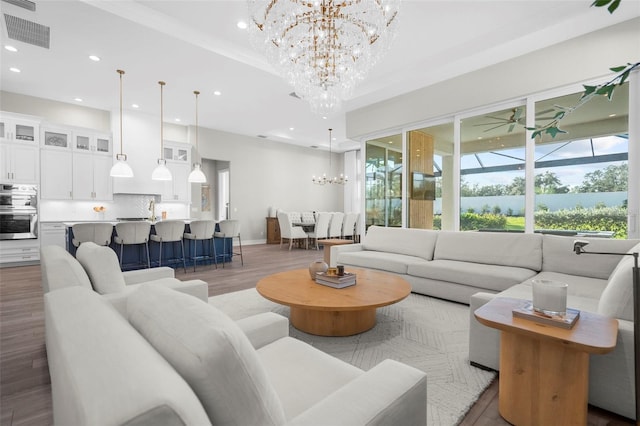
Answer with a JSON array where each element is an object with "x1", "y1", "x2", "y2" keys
[
  {"x1": 257, "y1": 336, "x2": 363, "y2": 420},
  {"x1": 542, "y1": 235, "x2": 639, "y2": 279},
  {"x1": 40, "y1": 245, "x2": 92, "y2": 293},
  {"x1": 434, "y1": 231, "x2": 542, "y2": 271},
  {"x1": 520, "y1": 271, "x2": 607, "y2": 300},
  {"x1": 408, "y1": 259, "x2": 537, "y2": 292},
  {"x1": 127, "y1": 284, "x2": 286, "y2": 426},
  {"x1": 497, "y1": 282, "x2": 601, "y2": 313},
  {"x1": 338, "y1": 251, "x2": 425, "y2": 274},
  {"x1": 363, "y1": 226, "x2": 438, "y2": 260},
  {"x1": 76, "y1": 242, "x2": 126, "y2": 294},
  {"x1": 598, "y1": 242, "x2": 640, "y2": 321}
]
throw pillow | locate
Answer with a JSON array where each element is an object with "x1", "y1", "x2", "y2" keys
[
  {"x1": 127, "y1": 284, "x2": 286, "y2": 426},
  {"x1": 76, "y1": 242, "x2": 126, "y2": 294}
]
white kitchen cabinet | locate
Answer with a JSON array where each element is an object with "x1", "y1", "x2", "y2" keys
[
  {"x1": 0, "y1": 115, "x2": 38, "y2": 144},
  {"x1": 0, "y1": 142, "x2": 38, "y2": 183},
  {"x1": 161, "y1": 162, "x2": 190, "y2": 202},
  {"x1": 40, "y1": 222, "x2": 67, "y2": 249},
  {"x1": 41, "y1": 125, "x2": 72, "y2": 151},
  {"x1": 72, "y1": 152, "x2": 113, "y2": 200},
  {"x1": 0, "y1": 240, "x2": 40, "y2": 266},
  {"x1": 73, "y1": 131, "x2": 112, "y2": 156},
  {"x1": 41, "y1": 149, "x2": 73, "y2": 199}
]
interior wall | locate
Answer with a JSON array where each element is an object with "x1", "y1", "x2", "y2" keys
[
  {"x1": 194, "y1": 126, "x2": 343, "y2": 243},
  {"x1": 346, "y1": 18, "x2": 640, "y2": 140},
  {"x1": 1, "y1": 90, "x2": 110, "y2": 132}
]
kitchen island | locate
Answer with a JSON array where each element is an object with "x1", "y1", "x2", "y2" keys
[{"x1": 64, "y1": 220, "x2": 231, "y2": 270}]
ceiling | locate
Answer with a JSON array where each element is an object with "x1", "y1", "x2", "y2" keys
[{"x1": 1, "y1": 0, "x2": 638, "y2": 153}]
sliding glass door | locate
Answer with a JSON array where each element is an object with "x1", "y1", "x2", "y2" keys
[{"x1": 365, "y1": 136, "x2": 402, "y2": 229}]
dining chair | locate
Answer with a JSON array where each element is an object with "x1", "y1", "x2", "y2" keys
[
  {"x1": 183, "y1": 220, "x2": 217, "y2": 272},
  {"x1": 328, "y1": 212, "x2": 345, "y2": 239},
  {"x1": 214, "y1": 220, "x2": 243, "y2": 267},
  {"x1": 301, "y1": 212, "x2": 315, "y2": 224},
  {"x1": 307, "y1": 211, "x2": 330, "y2": 250},
  {"x1": 277, "y1": 211, "x2": 307, "y2": 250},
  {"x1": 150, "y1": 220, "x2": 187, "y2": 273},
  {"x1": 342, "y1": 213, "x2": 359, "y2": 240},
  {"x1": 114, "y1": 222, "x2": 151, "y2": 269}
]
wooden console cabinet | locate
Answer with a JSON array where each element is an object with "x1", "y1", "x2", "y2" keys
[{"x1": 266, "y1": 217, "x2": 281, "y2": 244}]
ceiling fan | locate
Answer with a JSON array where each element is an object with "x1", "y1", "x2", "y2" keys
[{"x1": 474, "y1": 107, "x2": 556, "y2": 133}]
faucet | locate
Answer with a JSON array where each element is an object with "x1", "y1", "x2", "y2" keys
[{"x1": 148, "y1": 199, "x2": 156, "y2": 222}]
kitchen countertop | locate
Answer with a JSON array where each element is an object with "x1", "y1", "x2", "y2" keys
[{"x1": 62, "y1": 219, "x2": 195, "y2": 227}]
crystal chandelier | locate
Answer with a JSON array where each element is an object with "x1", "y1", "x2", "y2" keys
[
  {"x1": 248, "y1": 0, "x2": 400, "y2": 115},
  {"x1": 312, "y1": 128, "x2": 348, "y2": 185}
]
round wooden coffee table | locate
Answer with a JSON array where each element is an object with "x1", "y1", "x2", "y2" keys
[{"x1": 256, "y1": 267, "x2": 411, "y2": 336}]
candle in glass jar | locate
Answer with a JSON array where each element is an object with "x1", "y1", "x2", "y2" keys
[{"x1": 532, "y1": 279, "x2": 568, "y2": 316}]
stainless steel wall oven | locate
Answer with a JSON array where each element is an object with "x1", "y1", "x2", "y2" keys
[{"x1": 0, "y1": 184, "x2": 38, "y2": 240}]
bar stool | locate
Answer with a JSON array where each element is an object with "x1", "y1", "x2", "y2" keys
[
  {"x1": 113, "y1": 222, "x2": 151, "y2": 269},
  {"x1": 72, "y1": 223, "x2": 114, "y2": 247},
  {"x1": 214, "y1": 220, "x2": 243, "y2": 267},
  {"x1": 183, "y1": 220, "x2": 216, "y2": 272},
  {"x1": 151, "y1": 220, "x2": 187, "y2": 273}
]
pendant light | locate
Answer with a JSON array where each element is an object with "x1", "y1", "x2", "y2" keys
[
  {"x1": 110, "y1": 69, "x2": 134, "y2": 178},
  {"x1": 188, "y1": 90, "x2": 207, "y2": 183},
  {"x1": 151, "y1": 80, "x2": 172, "y2": 181}
]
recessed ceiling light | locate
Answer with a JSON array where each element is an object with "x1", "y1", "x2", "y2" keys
[
  {"x1": 322, "y1": 116, "x2": 327, "y2": 120},
  {"x1": 609, "y1": 113, "x2": 616, "y2": 117},
  {"x1": 213, "y1": 90, "x2": 221, "y2": 96},
  {"x1": 74, "y1": 98, "x2": 83, "y2": 102},
  {"x1": 289, "y1": 127, "x2": 294, "y2": 131},
  {"x1": 237, "y1": 20, "x2": 248, "y2": 29},
  {"x1": 9, "y1": 67, "x2": 20, "y2": 73},
  {"x1": 4, "y1": 45, "x2": 17, "y2": 52},
  {"x1": 131, "y1": 104, "x2": 139, "y2": 108},
  {"x1": 89, "y1": 55, "x2": 101, "y2": 62},
  {"x1": 175, "y1": 118, "x2": 181, "y2": 122}
]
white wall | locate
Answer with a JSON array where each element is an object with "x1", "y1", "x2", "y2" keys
[
  {"x1": 346, "y1": 18, "x2": 640, "y2": 140},
  {"x1": 192, "y1": 126, "x2": 343, "y2": 244}
]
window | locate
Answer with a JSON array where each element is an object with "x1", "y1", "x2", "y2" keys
[
  {"x1": 533, "y1": 84, "x2": 629, "y2": 238},
  {"x1": 365, "y1": 136, "x2": 402, "y2": 228},
  {"x1": 459, "y1": 106, "x2": 527, "y2": 231}
]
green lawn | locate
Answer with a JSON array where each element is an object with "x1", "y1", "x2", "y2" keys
[{"x1": 505, "y1": 216, "x2": 525, "y2": 230}]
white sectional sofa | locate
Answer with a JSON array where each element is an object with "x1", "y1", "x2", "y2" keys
[
  {"x1": 333, "y1": 225, "x2": 639, "y2": 420},
  {"x1": 44, "y1": 284, "x2": 427, "y2": 425}
]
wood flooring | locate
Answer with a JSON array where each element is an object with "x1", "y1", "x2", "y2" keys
[{"x1": 0, "y1": 243, "x2": 634, "y2": 425}]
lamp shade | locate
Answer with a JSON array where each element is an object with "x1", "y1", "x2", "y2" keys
[
  {"x1": 110, "y1": 156, "x2": 134, "y2": 178},
  {"x1": 188, "y1": 163, "x2": 207, "y2": 183},
  {"x1": 151, "y1": 159, "x2": 172, "y2": 181}
]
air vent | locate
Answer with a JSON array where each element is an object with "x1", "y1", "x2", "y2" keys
[
  {"x1": 4, "y1": 14, "x2": 49, "y2": 48},
  {"x1": 310, "y1": 145, "x2": 319, "y2": 149},
  {"x1": 289, "y1": 92, "x2": 301, "y2": 99},
  {"x1": 2, "y1": 0, "x2": 36, "y2": 11},
  {"x1": 257, "y1": 135, "x2": 268, "y2": 139}
]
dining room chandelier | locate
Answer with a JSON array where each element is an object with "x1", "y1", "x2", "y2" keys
[
  {"x1": 312, "y1": 128, "x2": 348, "y2": 185},
  {"x1": 248, "y1": 0, "x2": 400, "y2": 115}
]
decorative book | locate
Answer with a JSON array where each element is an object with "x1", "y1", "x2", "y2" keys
[
  {"x1": 315, "y1": 272, "x2": 356, "y2": 289},
  {"x1": 512, "y1": 302, "x2": 580, "y2": 329}
]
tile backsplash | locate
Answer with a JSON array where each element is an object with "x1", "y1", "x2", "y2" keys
[{"x1": 40, "y1": 194, "x2": 189, "y2": 222}]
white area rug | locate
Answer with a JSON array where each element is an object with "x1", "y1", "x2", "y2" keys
[{"x1": 209, "y1": 289, "x2": 496, "y2": 426}]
